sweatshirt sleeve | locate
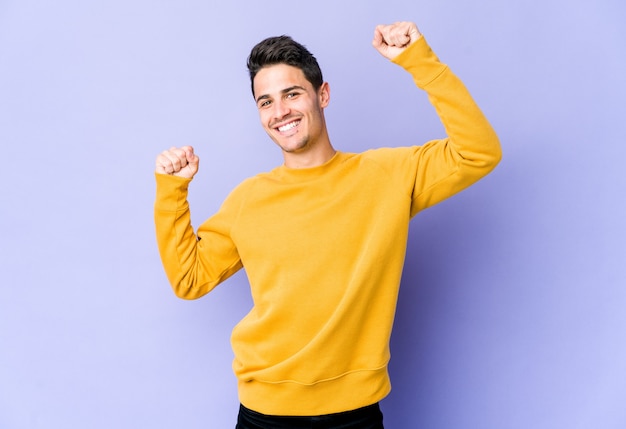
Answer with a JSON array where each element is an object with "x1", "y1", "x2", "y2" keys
[
  {"x1": 391, "y1": 36, "x2": 502, "y2": 216},
  {"x1": 154, "y1": 173, "x2": 243, "y2": 300}
]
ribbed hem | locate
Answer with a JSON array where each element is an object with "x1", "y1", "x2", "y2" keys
[{"x1": 237, "y1": 366, "x2": 391, "y2": 416}]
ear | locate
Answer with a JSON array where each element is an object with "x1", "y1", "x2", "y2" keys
[{"x1": 318, "y1": 82, "x2": 330, "y2": 108}]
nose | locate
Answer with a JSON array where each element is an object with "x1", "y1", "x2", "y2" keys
[{"x1": 271, "y1": 99, "x2": 291, "y2": 121}]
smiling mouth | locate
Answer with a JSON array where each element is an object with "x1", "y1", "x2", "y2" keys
[{"x1": 276, "y1": 120, "x2": 301, "y2": 133}]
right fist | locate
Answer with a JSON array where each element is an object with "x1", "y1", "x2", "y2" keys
[{"x1": 155, "y1": 146, "x2": 199, "y2": 179}]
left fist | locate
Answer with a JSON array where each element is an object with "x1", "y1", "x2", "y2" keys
[{"x1": 372, "y1": 21, "x2": 421, "y2": 60}]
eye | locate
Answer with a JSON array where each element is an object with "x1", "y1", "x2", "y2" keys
[
  {"x1": 258, "y1": 99, "x2": 272, "y2": 109},
  {"x1": 286, "y1": 92, "x2": 300, "y2": 99}
]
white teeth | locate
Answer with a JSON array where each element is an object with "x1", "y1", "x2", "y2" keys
[{"x1": 278, "y1": 121, "x2": 300, "y2": 132}]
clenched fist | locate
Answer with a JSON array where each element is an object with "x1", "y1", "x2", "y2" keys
[
  {"x1": 155, "y1": 146, "x2": 200, "y2": 179},
  {"x1": 372, "y1": 21, "x2": 422, "y2": 60}
]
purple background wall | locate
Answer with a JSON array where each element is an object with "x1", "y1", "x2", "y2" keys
[{"x1": 1, "y1": 0, "x2": 625, "y2": 428}]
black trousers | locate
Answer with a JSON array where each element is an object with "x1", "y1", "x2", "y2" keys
[{"x1": 236, "y1": 402, "x2": 384, "y2": 429}]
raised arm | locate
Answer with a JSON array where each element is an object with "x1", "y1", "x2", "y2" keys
[
  {"x1": 374, "y1": 22, "x2": 501, "y2": 215},
  {"x1": 154, "y1": 146, "x2": 242, "y2": 299}
]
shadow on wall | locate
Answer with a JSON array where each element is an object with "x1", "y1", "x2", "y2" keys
[{"x1": 382, "y1": 178, "x2": 507, "y2": 428}]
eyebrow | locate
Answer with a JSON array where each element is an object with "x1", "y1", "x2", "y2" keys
[{"x1": 255, "y1": 85, "x2": 307, "y2": 104}]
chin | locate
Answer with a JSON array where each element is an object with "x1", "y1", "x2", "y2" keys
[{"x1": 279, "y1": 138, "x2": 311, "y2": 154}]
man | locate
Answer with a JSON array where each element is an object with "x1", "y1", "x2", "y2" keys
[{"x1": 154, "y1": 21, "x2": 501, "y2": 428}]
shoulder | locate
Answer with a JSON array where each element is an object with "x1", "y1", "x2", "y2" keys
[
  {"x1": 358, "y1": 146, "x2": 420, "y2": 169},
  {"x1": 224, "y1": 167, "x2": 285, "y2": 200},
  {"x1": 328, "y1": 147, "x2": 420, "y2": 185},
  {"x1": 228, "y1": 175, "x2": 260, "y2": 196}
]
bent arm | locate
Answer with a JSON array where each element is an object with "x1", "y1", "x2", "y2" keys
[
  {"x1": 392, "y1": 36, "x2": 502, "y2": 216},
  {"x1": 154, "y1": 174, "x2": 242, "y2": 299}
]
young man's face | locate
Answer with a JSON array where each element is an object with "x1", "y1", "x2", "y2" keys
[{"x1": 253, "y1": 64, "x2": 330, "y2": 155}]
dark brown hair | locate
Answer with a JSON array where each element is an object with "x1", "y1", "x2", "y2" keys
[{"x1": 247, "y1": 35, "x2": 323, "y2": 97}]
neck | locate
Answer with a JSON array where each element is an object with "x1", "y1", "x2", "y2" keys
[{"x1": 283, "y1": 137, "x2": 336, "y2": 169}]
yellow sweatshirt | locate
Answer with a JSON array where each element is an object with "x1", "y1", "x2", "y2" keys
[{"x1": 154, "y1": 36, "x2": 501, "y2": 416}]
